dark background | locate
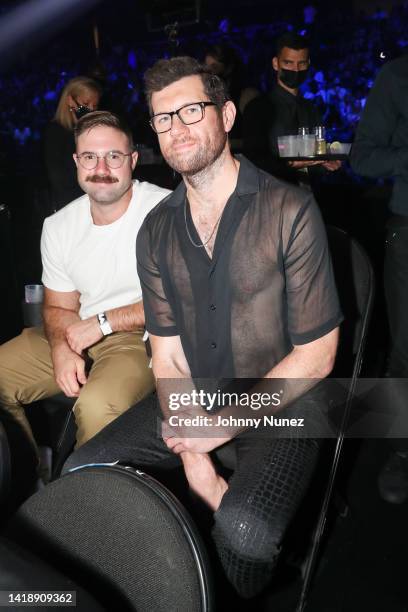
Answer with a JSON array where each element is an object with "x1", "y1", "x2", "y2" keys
[{"x1": 0, "y1": 2, "x2": 407, "y2": 609}]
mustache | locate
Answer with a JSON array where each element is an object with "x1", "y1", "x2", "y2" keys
[
  {"x1": 171, "y1": 137, "x2": 196, "y2": 146},
  {"x1": 85, "y1": 175, "x2": 119, "y2": 183}
]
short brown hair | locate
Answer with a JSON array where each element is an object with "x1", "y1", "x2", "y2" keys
[
  {"x1": 144, "y1": 56, "x2": 229, "y2": 115},
  {"x1": 74, "y1": 110, "x2": 134, "y2": 149}
]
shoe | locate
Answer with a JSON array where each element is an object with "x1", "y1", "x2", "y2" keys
[{"x1": 377, "y1": 450, "x2": 408, "y2": 504}]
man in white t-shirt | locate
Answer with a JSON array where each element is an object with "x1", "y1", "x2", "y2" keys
[{"x1": 0, "y1": 110, "x2": 170, "y2": 453}]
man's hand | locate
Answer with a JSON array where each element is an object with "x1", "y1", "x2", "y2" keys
[
  {"x1": 288, "y1": 159, "x2": 342, "y2": 172},
  {"x1": 66, "y1": 317, "x2": 103, "y2": 354},
  {"x1": 322, "y1": 160, "x2": 342, "y2": 171},
  {"x1": 164, "y1": 433, "x2": 232, "y2": 454},
  {"x1": 51, "y1": 345, "x2": 87, "y2": 397},
  {"x1": 288, "y1": 160, "x2": 323, "y2": 169},
  {"x1": 162, "y1": 410, "x2": 232, "y2": 454},
  {"x1": 180, "y1": 451, "x2": 228, "y2": 511}
]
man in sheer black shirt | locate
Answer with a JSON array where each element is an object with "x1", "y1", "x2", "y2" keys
[{"x1": 64, "y1": 56, "x2": 341, "y2": 598}]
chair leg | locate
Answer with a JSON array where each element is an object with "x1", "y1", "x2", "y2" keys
[{"x1": 51, "y1": 411, "x2": 77, "y2": 480}]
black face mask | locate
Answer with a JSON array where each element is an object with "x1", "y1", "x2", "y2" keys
[
  {"x1": 74, "y1": 105, "x2": 92, "y2": 120},
  {"x1": 279, "y1": 68, "x2": 308, "y2": 89}
]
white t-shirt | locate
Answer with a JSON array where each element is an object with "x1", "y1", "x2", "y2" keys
[{"x1": 41, "y1": 180, "x2": 170, "y2": 320}]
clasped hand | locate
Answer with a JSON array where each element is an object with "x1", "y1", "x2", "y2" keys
[
  {"x1": 52, "y1": 316, "x2": 103, "y2": 397},
  {"x1": 162, "y1": 405, "x2": 234, "y2": 454},
  {"x1": 65, "y1": 316, "x2": 103, "y2": 354}
]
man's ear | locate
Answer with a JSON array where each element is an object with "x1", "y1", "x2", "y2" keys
[
  {"x1": 222, "y1": 100, "x2": 236, "y2": 134},
  {"x1": 272, "y1": 56, "x2": 279, "y2": 72},
  {"x1": 131, "y1": 150, "x2": 138, "y2": 170},
  {"x1": 73, "y1": 153, "x2": 78, "y2": 168}
]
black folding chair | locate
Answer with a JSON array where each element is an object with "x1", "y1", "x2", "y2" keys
[
  {"x1": 1, "y1": 464, "x2": 214, "y2": 611},
  {"x1": 0, "y1": 422, "x2": 11, "y2": 518},
  {"x1": 296, "y1": 225, "x2": 375, "y2": 611}
]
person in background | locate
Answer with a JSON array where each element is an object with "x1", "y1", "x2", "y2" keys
[
  {"x1": 243, "y1": 32, "x2": 340, "y2": 184},
  {"x1": 351, "y1": 52, "x2": 408, "y2": 504},
  {"x1": 44, "y1": 76, "x2": 102, "y2": 210},
  {"x1": 204, "y1": 43, "x2": 258, "y2": 150}
]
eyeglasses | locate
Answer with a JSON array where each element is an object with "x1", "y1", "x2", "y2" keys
[
  {"x1": 76, "y1": 151, "x2": 133, "y2": 170},
  {"x1": 150, "y1": 101, "x2": 217, "y2": 134}
]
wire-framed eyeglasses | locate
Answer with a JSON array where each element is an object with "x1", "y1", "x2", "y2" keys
[
  {"x1": 76, "y1": 151, "x2": 133, "y2": 170},
  {"x1": 150, "y1": 101, "x2": 217, "y2": 134}
]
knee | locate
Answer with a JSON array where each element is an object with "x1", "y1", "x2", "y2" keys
[
  {"x1": 0, "y1": 366, "x2": 17, "y2": 405},
  {"x1": 0, "y1": 329, "x2": 38, "y2": 404},
  {"x1": 214, "y1": 499, "x2": 282, "y2": 564},
  {"x1": 73, "y1": 398, "x2": 113, "y2": 447},
  {"x1": 0, "y1": 346, "x2": 13, "y2": 402}
]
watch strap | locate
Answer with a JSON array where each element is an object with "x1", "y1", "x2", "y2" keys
[{"x1": 97, "y1": 312, "x2": 113, "y2": 336}]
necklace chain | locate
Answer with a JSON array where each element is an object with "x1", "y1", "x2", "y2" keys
[{"x1": 184, "y1": 198, "x2": 223, "y2": 248}]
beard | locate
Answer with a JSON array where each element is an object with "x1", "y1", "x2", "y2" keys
[{"x1": 162, "y1": 129, "x2": 228, "y2": 177}]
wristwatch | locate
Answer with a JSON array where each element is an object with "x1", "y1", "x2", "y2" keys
[{"x1": 97, "y1": 312, "x2": 113, "y2": 336}]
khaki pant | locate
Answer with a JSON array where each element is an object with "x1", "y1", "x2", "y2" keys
[{"x1": 0, "y1": 327, "x2": 154, "y2": 451}]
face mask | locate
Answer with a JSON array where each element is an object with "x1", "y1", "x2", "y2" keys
[
  {"x1": 279, "y1": 68, "x2": 308, "y2": 89},
  {"x1": 74, "y1": 105, "x2": 92, "y2": 120}
]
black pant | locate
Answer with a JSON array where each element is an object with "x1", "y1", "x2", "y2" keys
[
  {"x1": 385, "y1": 216, "x2": 408, "y2": 377},
  {"x1": 384, "y1": 216, "x2": 408, "y2": 452},
  {"x1": 63, "y1": 393, "x2": 321, "y2": 598}
]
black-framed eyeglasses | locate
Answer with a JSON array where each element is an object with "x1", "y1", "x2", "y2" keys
[
  {"x1": 76, "y1": 151, "x2": 133, "y2": 170},
  {"x1": 150, "y1": 101, "x2": 217, "y2": 134}
]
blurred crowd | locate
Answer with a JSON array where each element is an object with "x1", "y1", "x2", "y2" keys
[{"x1": 1, "y1": 1, "x2": 408, "y2": 162}]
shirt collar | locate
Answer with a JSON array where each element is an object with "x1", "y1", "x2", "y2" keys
[{"x1": 165, "y1": 154, "x2": 260, "y2": 208}]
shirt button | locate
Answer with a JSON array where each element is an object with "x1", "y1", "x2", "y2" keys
[
  {"x1": 209, "y1": 304, "x2": 216, "y2": 311},
  {"x1": 211, "y1": 342, "x2": 217, "y2": 349}
]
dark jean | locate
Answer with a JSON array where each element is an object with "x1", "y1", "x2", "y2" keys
[
  {"x1": 384, "y1": 215, "x2": 408, "y2": 452},
  {"x1": 63, "y1": 392, "x2": 323, "y2": 598}
]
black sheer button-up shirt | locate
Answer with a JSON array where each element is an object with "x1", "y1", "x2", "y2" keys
[{"x1": 136, "y1": 155, "x2": 342, "y2": 379}]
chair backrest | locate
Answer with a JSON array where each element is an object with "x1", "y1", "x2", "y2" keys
[
  {"x1": 296, "y1": 226, "x2": 375, "y2": 612},
  {"x1": 327, "y1": 225, "x2": 375, "y2": 379},
  {"x1": 0, "y1": 537, "x2": 104, "y2": 611},
  {"x1": 5, "y1": 465, "x2": 214, "y2": 612}
]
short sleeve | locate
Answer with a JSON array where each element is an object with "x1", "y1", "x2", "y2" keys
[
  {"x1": 283, "y1": 196, "x2": 343, "y2": 344},
  {"x1": 41, "y1": 218, "x2": 76, "y2": 292},
  {"x1": 136, "y1": 218, "x2": 178, "y2": 337}
]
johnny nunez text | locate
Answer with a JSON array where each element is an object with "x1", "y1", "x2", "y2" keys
[{"x1": 168, "y1": 415, "x2": 305, "y2": 429}]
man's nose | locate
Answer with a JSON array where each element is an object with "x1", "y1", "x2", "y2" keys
[
  {"x1": 93, "y1": 156, "x2": 110, "y2": 172},
  {"x1": 170, "y1": 113, "x2": 188, "y2": 135}
]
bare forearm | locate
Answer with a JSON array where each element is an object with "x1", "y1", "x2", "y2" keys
[
  {"x1": 43, "y1": 305, "x2": 80, "y2": 350},
  {"x1": 266, "y1": 342, "x2": 335, "y2": 380},
  {"x1": 154, "y1": 366, "x2": 193, "y2": 420},
  {"x1": 219, "y1": 328, "x2": 339, "y2": 425},
  {"x1": 152, "y1": 342, "x2": 192, "y2": 420},
  {"x1": 105, "y1": 301, "x2": 145, "y2": 332}
]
